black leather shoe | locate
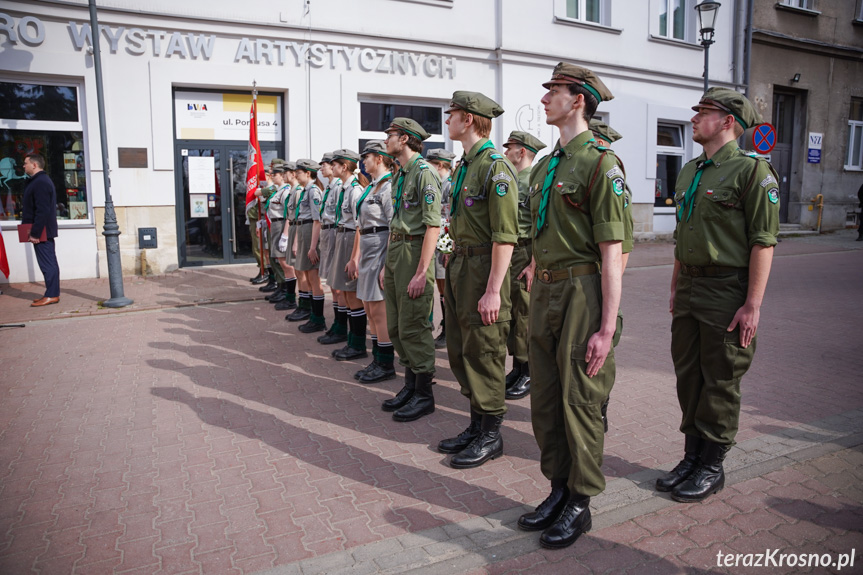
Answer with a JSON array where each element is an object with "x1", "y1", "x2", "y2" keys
[
  {"x1": 358, "y1": 362, "x2": 396, "y2": 384},
  {"x1": 259, "y1": 278, "x2": 278, "y2": 292},
  {"x1": 438, "y1": 411, "x2": 482, "y2": 453},
  {"x1": 450, "y1": 414, "x2": 503, "y2": 468},
  {"x1": 334, "y1": 347, "x2": 368, "y2": 361},
  {"x1": 251, "y1": 272, "x2": 271, "y2": 285},
  {"x1": 274, "y1": 299, "x2": 297, "y2": 311},
  {"x1": 671, "y1": 441, "x2": 728, "y2": 503},
  {"x1": 318, "y1": 330, "x2": 348, "y2": 345},
  {"x1": 506, "y1": 363, "x2": 531, "y2": 400},
  {"x1": 539, "y1": 496, "x2": 591, "y2": 549},
  {"x1": 434, "y1": 329, "x2": 447, "y2": 349},
  {"x1": 600, "y1": 396, "x2": 610, "y2": 433},
  {"x1": 354, "y1": 361, "x2": 376, "y2": 380},
  {"x1": 286, "y1": 308, "x2": 310, "y2": 322},
  {"x1": 656, "y1": 435, "x2": 702, "y2": 492},
  {"x1": 382, "y1": 369, "x2": 415, "y2": 412},
  {"x1": 298, "y1": 320, "x2": 326, "y2": 333},
  {"x1": 505, "y1": 360, "x2": 522, "y2": 389},
  {"x1": 267, "y1": 288, "x2": 287, "y2": 303},
  {"x1": 518, "y1": 484, "x2": 570, "y2": 531},
  {"x1": 392, "y1": 372, "x2": 434, "y2": 422}
]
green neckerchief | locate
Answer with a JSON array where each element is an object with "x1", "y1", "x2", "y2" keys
[
  {"x1": 677, "y1": 159, "x2": 713, "y2": 223},
  {"x1": 394, "y1": 154, "x2": 423, "y2": 217},
  {"x1": 266, "y1": 183, "x2": 288, "y2": 214},
  {"x1": 357, "y1": 173, "x2": 391, "y2": 218},
  {"x1": 534, "y1": 137, "x2": 594, "y2": 238},
  {"x1": 335, "y1": 177, "x2": 359, "y2": 225},
  {"x1": 319, "y1": 177, "x2": 341, "y2": 217},
  {"x1": 295, "y1": 185, "x2": 306, "y2": 220},
  {"x1": 450, "y1": 139, "x2": 495, "y2": 218}
]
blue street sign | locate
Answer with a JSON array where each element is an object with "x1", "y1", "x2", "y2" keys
[{"x1": 752, "y1": 123, "x2": 776, "y2": 155}]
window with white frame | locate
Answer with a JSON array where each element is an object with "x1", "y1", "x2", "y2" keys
[
  {"x1": 856, "y1": 0, "x2": 863, "y2": 21},
  {"x1": 555, "y1": 0, "x2": 612, "y2": 26},
  {"x1": 358, "y1": 100, "x2": 447, "y2": 159},
  {"x1": 658, "y1": 0, "x2": 687, "y2": 40},
  {"x1": 655, "y1": 123, "x2": 685, "y2": 207},
  {"x1": 779, "y1": 0, "x2": 815, "y2": 10},
  {"x1": 846, "y1": 98, "x2": 863, "y2": 171}
]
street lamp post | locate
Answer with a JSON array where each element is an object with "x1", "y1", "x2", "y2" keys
[{"x1": 695, "y1": 1, "x2": 721, "y2": 93}]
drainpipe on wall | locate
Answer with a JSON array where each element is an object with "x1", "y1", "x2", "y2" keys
[
  {"x1": 495, "y1": 0, "x2": 504, "y2": 147},
  {"x1": 744, "y1": 0, "x2": 753, "y2": 97}
]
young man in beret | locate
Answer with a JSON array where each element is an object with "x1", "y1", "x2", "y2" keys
[
  {"x1": 517, "y1": 63, "x2": 624, "y2": 549},
  {"x1": 437, "y1": 91, "x2": 519, "y2": 469},
  {"x1": 657, "y1": 87, "x2": 779, "y2": 503},
  {"x1": 426, "y1": 148, "x2": 457, "y2": 349},
  {"x1": 380, "y1": 118, "x2": 442, "y2": 422},
  {"x1": 502, "y1": 131, "x2": 547, "y2": 401}
]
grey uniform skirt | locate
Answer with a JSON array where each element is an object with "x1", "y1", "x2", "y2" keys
[
  {"x1": 318, "y1": 226, "x2": 336, "y2": 281},
  {"x1": 329, "y1": 228, "x2": 357, "y2": 292},
  {"x1": 284, "y1": 223, "x2": 298, "y2": 267},
  {"x1": 269, "y1": 219, "x2": 287, "y2": 258},
  {"x1": 357, "y1": 230, "x2": 389, "y2": 301},
  {"x1": 294, "y1": 221, "x2": 318, "y2": 271}
]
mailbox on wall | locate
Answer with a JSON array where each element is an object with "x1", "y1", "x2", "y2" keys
[{"x1": 138, "y1": 228, "x2": 158, "y2": 249}]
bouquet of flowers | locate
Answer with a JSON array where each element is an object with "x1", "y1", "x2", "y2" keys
[{"x1": 436, "y1": 216, "x2": 452, "y2": 254}]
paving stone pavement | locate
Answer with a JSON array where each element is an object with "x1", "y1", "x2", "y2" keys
[{"x1": 1, "y1": 232, "x2": 861, "y2": 574}]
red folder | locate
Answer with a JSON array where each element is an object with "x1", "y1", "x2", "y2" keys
[{"x1": 17, "y1": 224, "x2": 48, "y2": 243}]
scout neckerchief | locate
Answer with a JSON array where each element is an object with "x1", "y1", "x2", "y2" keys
[
  {"x1": 335, "y1": 177, "x2": 359, "y2": 225},
  {"x1": 295, "y1": 184, "x2": 307, "y2": 220},
  {"x1": 393, "y1": 155, "x2": 422, "y2": 217},
  {"x1": 320, "y1": 177, "x2": 341, "y2": 218},
  {"x1": 357, "y1": 173, "x2": 392, "y2": 218},
  {"x1": 266, "y1": 183, "x2": 288, "y2": 214},
  {"x1": 450, "y1": 140, "x2": 495, "y2": 218},
  {"x1": 677, "y1": 159, "x2": 713, "y2": 223},
  {"x1": 534, "y1": 138, "x2": 594, "y2": 238}
]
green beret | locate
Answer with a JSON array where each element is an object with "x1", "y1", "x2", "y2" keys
[
  {"x1": 319, "y1": 152, "x2": 334, "y2": 164},
  {"x1": 332, "y1": 149, "x2": 361, "y2": 164},
  {"x1": 542, "y1": 62, "x2": 614, "y2": 103},
  {"x1": 589, "y1": 119, "x2": 622, "y2": 144},
  {"x1": 445, "y1": 91, "x2": 504, "y2": 119},
  {"x1": 426, "y1": 148, "x2": 457, "y2": 164},
  {"x1": 385, "y1": 117, "x2": 431, "y2": 141},
  {"x1": 295, "y1": 158, "x2": 321, "y2": 173},
  {"x1": 503, "y1": 131, "x2": 547, "y2": 154},
  {"x1": 692, "y1": 87, "x2": 761, "y2": 131},
  {"x1": 361, "y1": 140, "x2": 393, "y2": 158}
]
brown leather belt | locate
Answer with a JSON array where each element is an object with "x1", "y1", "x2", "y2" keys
[
  {"x1": 390, "y1": 232, "x2": 424, "y2": 242},
  {"x1": 360, "y1": 226, "x2": 389, "y2": 236},
  {"x1": 679, "y1": 264, "x2": 743, "y2": 278},
  {"x1": 290, "y1": 218, "x2": 313, "y2": 226},
  {"x1": 536, "y1": 263, "x2": 599, "y2": 284},
  {"x1": 337, "y1": 225, "x2": 356, "y2": 233},
  {"x1": 452, "y1": 244, "x2": 492, "y2": 257}
]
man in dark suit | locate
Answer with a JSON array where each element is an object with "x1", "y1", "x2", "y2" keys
[{"x1": 22, "y1": 153, "x2": 60, "y2": 307}]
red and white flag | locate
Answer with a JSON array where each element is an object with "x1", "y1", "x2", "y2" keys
[
  {"x1": 245, "y1": 92, "x2": 266, "y2": 208},
  {"x1": 0, "y1": 231, "x2": 9, "y2": 279}
]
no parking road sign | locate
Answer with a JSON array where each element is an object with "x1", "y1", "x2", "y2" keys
[{"x1": 752, "y1": 123, "x2": 776, "y2": 155}]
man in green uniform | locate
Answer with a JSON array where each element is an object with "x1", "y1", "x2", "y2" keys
[
  {"x1": 502, "y1": 131, "x2": 546, "y2": 401},
  {"x1": 426, "y1": 148, "x2": 456, "y2": 349},
  {"x1": 656, "y1": 88, "x2": 779, "y2": 503},
  {"x1": 588, "y1": 118, "x2": 634, "y2": 432},
  {"x1": 380, "y1": 118, "x2": 442, "y2": 423},
  {"x1": 437, "y1": 91, "x2": 519, "y2": 469},
  {"x1": 515, "y1": 63, "x2": 623, "y2": 550}
]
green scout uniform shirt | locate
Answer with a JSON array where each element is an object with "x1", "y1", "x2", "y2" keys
[
  {"x1": 390, "y1": 153, "x2": 441, "y2": 235},
  {"x1": 449, "y1": 138, "x2": 519, "y2": 247},
  {"x1": 529, "y1": 131, "x2": 626, "y2": 269},
  {"x1": 516, "y1": 166, "x2": 532, "y2": 240},
  {"x1": 674, "y1": 141, "x2": 780, "y2": 268}
]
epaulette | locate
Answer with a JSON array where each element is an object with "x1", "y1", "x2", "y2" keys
[{"x1": 490, "y1": 153, "x2": 504, "y2": 160}]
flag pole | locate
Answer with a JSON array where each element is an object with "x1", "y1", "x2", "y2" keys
[{"x1": 253, "y1": 81, "x2": 265, "y2": 277}]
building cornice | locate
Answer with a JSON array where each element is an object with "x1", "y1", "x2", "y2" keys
[{"x1": 752, "y1": 28, "x2": 863, "y2": 62}]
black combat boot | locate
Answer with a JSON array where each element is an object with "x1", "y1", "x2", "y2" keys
[
  {"x1": 671, "y1": 440, "x2": 729, "y2": 502},
  {"x1": 517, "y1": 479, "x2": 569, "y2": 531},
  {"x1": 506, "y1": 361, "x2": 531, "y2": 400},
  {"x1": 334, "y1": 333, "x2": 368, "y2": 361},
  {"x1": 258, "y1": 272, "x2": 278, "y2": 292},
  {"x1": 267, "y1": 282, "x2": 287, "y2": 303},
  {"x1": 539, "y1": 494, "x2": 591, "y2": 549},
  {"x1": 250, "y1": 270, "x2": 267, "y2": 283},
  {"x1": 392, "y1": 372, "x2": 435, "y2": 422},
  {"x1": 318, "y1": 322, "x2": 347, "y2": 344},
  {"x1": 382, "y1": 369, "x2": 415, "y2": 412},
  {"x1": 437, "y1": 410, "x2": 482, "y2": 454},
  {"x1": 505, "y1": 359, "x2": 522, "y2": 389},
  {"x1": 655, "y1": 434, "x2": 703, "y2": 492},
  {"x1": 359, "y1": 349, "x2": 396, "y2": 384},
  {"x1": 449, "y1": 414, "x2": 503, "y2": 469}
]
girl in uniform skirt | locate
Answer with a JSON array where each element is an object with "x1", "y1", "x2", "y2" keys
[
  {"x1": 292, "y1": 159, "x2": 327, "y2": 333},
  {"x1": 316, "y1": 153, "x2": 348, "y2": 345}
]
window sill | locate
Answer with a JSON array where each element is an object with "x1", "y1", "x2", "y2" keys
[
  {"x1": 844, "y1": 166, "x2": 863, "y2": 172},
  {"x1": 853, "y1": 19, "x2": 863, "y2": 26},
  {"x1": 648, "y1": 34, "x2": 703, "y2": 51},
  {"x1": 775, "y1": 4, "x2": 821, "y2": 17},
  {"x1": 553, "y1": 16, "x2": 622, "y2": 35},
  {"x1": 389, "y1": 0, "x2": 453, "y2": 6}
]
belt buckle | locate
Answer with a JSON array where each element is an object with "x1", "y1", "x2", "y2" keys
[
  {"x1": 540, "y1": 270, "x2": 552, "y2": 284},
  {"x1": 688, "y1": 265, "x2": 701, "y2": 278}
]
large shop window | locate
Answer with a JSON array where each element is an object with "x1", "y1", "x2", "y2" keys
[
  {"x1": 358, "y1": 101, "x2": 446, "y2": 159},
  {"x1": 847, "y1": 98, "x2": 863, "y2": 171},
  {"x1": 0, "y1": 81, "x2": 88, "y2": 222},
  {"x1": 655, "y1": 123, "x2": 685, "y2": 207}
]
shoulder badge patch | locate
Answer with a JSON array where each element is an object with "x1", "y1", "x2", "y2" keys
[
  {"x1": 491, "y1": 172, "x2": 513, "y2": 183},
  {"x1": 760, "y1": 174, "x2": 777, "y2": 188},
  {"x1": 606, "y1": 166, "x2": 623, "y2": 180},
  {"x1": 612, "y1": 178, "x2": 624, "y2": 196},
  {"x1": 314, "y1": 198, "x2": 320, "y2": 205},
  {"x1": 768, "y1": 189, "x2": 779, "y2": 204},
  {"x1": 496, "y1": 183, "x2": 508, "y2": 197}
]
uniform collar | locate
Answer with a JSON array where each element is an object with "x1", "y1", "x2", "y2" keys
[
  {"x1": 464, "y1": 138, "x2": 491, "y2": 162},
  {"x1": 556, "y1": 130, "x2": 595, "y2": 159},
  {"x1": 700, "y1": 140, "x2": 740, "y2": 168},
  {"x1": 400, "y1": 152, "x2": 422, "y2": 174}
]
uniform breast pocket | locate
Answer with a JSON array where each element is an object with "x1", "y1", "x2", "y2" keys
[
  {"x1": 556, "y1": 179, "x2": 585, "y2": 209},
  {"x1": 701, "y1": 188, "x2": 736, "y2": 222}
]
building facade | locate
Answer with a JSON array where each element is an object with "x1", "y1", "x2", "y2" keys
[
  {"x1": 0, "y1": 0, "x2": 740, "y2": 282},
  {"x1": 748, "y1": 0, "x2": 863, "y2": 230}
]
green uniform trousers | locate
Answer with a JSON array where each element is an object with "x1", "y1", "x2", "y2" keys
[
  {"x1": 249, "y1": 217, "x2": 262, "y2": 266},
  {"x1": 671, "y1": 270, "x2": 756, "y2": 446},
  {"x1": 529, "y1": 273, "x2": 615, "y2": 496},
  {"x1": 384, "y1": 238, "x2": 436, "y2": 374},
  {"x1": 506, "y1": 242, "x2": 531, "y2": 364},
  {"x1": 445, "y1": 253, "x2": 511, "y2": 417}
]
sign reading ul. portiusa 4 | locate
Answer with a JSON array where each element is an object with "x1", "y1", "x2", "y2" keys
[{"x1": 0, "y1": 12, "x2": 457, "y2": 79}]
